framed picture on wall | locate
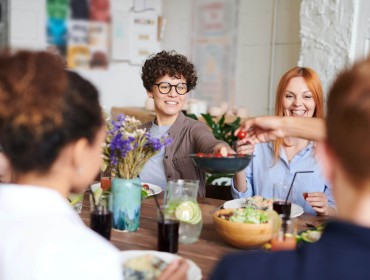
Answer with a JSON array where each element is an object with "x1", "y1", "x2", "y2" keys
[{"x1": 191, "y1": 0, "x2": 239, "y2": 106}]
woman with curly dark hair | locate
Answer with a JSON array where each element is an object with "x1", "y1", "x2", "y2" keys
[{"x1": 139, "y1": 50, "x2": 233, "y2": 197}]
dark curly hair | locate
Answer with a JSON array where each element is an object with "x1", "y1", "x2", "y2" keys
[
  {"x1": 0, "y1": 50, "x2": 103, "y2": 173},
  {"x1": 141, "y1": 50, "x2": 197, "y2": 93}
]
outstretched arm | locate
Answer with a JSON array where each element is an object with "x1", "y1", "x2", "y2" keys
[{"x1": 235, "y1": 116, "x2": 326, "y2": 143}]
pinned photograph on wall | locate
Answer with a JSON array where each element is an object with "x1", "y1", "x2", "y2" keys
[
  {"x1": 46, "y1": 0, "x2": 68, "y2": 56},
  {"x1": 88, "y1": 0, "x2": 111, "y2": 69},
  {"x1": 67, "y1": 20, "x2": 90, "y2": 69},
  {"x1": 47, "y1": 0, "x2": 111, "y2": 70},
  {"x1": 90, "y1": 0, "x2": 110, "y2": 22},
  {"x1": 129, "y1": 11, "x2": 159, "y2": 65},
  {"x1": 191, "y1": 0, "x2": 239, "y2": 106},
  {"x1": 70, "y1": 0, "x2": 89, "y2": 20},
  {"x1": 89, "y1": 21, "x2": 110, "y2": 69}
]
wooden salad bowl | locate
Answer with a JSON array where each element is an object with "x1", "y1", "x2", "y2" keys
[{"x1": 212, "y1": 208, "x2": 274, "y2": 248}]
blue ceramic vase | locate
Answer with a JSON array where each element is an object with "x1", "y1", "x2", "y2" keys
[{"x1": 111, "y1": 177, "x2": 141, "y2": 231}]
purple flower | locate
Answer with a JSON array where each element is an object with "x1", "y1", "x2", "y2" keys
[
  {"x1": 116, "y1": 114, "x2": 126, "y2": 122},
  {"x1": 146, "y1": 137, "x2": 162, "y2": 151},
  {"x1": 102, "y1": 114, "x2": 173, "y2": 179},
  {"x1": 163, "y1": 134, "x2": 173, "y2": 146}
]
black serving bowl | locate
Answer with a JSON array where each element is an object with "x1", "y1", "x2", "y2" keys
[{"x1": 190, "y1": 154, "x2": 253, "y2": 174}]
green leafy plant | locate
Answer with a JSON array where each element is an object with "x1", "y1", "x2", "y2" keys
[
  {"x1": 200, "y1": 113, "x2": 241, "y2": 147},
  {"x1": 188, "y1": 113, "x2": 241, "y2": 185}
]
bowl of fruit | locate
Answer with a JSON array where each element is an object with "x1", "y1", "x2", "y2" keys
[
  {"x1": 213, "y1": 208, "x2": 280, "y2": 248},
  {"x1": 190, "y1": 153, "x2": 253, "y2": 174}
]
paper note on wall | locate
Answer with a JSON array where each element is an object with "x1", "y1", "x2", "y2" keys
[
  {"x1": 129, "y1": 10, "x2": 160, "y2": 65},
  {"x1": 111, "y1": 11, "x2": 130, "y2": 61}
]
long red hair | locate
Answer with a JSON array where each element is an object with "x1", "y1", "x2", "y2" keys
[{"x1": 273, "y1": 67, "x2": 324, "y2": 162}]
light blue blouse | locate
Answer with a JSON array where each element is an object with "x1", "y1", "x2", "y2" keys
[{"x1": 231, "y1": 142, "x2": 335, "y2": 215}]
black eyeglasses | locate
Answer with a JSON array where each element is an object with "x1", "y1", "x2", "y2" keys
[{"x1": 153, "y1": 82, "x2": 189, "y2": 95}]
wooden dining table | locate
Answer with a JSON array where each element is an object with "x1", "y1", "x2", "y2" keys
[{"x1": 80, "y1": 192, "x2": 329, "y2": 280}]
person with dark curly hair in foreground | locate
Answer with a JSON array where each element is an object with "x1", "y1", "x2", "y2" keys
[
  {"x1": 0, "y1": 50, "x2": 188, "y2": 280},
  {"x1": 139, "y1": 50, "x2": 233, "y2": 197},
  {"x1": 209, "y1": 57, "x2": 370, "y2": 280}
]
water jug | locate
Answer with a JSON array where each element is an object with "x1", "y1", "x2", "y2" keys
[{"x1": 165, "y1": 179, "x2": 202, "y2": 244}]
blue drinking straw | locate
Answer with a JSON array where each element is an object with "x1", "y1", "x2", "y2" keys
[
  {"x1": 284, "y1": 171, "x2": 314, "y2": 205},
  {"x1": 282, "y1": 170, "x2": 313, "y2": 240}
]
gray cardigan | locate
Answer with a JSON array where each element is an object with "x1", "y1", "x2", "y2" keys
[{"x1": 141, "y1": 112, "x2": 228, "y2": 197}]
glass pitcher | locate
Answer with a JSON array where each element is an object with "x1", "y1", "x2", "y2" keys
[{"x1": 165, "y1": 179, "x2": 202, "y2": 244}]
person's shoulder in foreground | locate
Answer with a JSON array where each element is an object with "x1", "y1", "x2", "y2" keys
[
  {"x1": 0, "y1": 184, "x2": 122, "y2": 280},
  {"x1": 210, "y1": 219, "x2": 370, "y2": 280}
]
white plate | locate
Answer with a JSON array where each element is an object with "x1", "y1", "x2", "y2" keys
[
  {"x1": 119, "y1": 250, "x2": 202, "y2": 280},
  {"x1": 90, "y1": 182, "x2": 162, "y2": 197},
  {"x1": 223, "y1": 198, "x2": 304, "y2": 218},
  {"x1": 141, "y1": 182, "x2": 162, "y2": 196}
]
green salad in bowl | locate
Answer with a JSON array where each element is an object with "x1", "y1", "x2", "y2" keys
[{"x1": 228, "y1": 208, "x2": 270, "y2": 224}]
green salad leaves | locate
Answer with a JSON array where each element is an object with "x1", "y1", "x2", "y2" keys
[{"x1": 229, "y1": 208, "x2": 269, "y2": 224}]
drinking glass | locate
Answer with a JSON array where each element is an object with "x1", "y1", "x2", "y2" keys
[
  {"x1": 67, "y1": 193, "x2": 84, "y2": 214},
  {"x1": 165, "y1": 179, "x2": 202, "y2": 244},
  {"x1": 271, "y1": 216, "x2": 297, "y2": 251},
  {"x1": 157, "y1": 205, "x2": 179, "y2": 254},
  {"x1": 272, "y1": 183, "x2": 292, "y2": 217},
  {"x1": 89, "y1": 191, "x2": 112, "y2": 240},
  {"x1": 100, "y1": 167, "x2": 113, "y2": 191}
]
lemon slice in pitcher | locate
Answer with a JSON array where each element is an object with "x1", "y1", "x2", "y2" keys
[{"x1": 175, "y1": 201, "x2": 201, "y2": 224}]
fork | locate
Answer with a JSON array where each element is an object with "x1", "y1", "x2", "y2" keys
[{"x1": 209, "y1": 204, "x2": 224, "y2": 214}]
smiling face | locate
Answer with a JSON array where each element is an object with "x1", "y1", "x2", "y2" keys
[
  {"x1": 282, "y1": 76, "x2": 316, "y2": 118},
  {"x1": 148, "y1": 74, "x2": 187, "y2": 124}
]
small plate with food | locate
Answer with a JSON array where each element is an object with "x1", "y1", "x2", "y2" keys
[
  {"x1": 297, "y1": 224, "x2": 325, "y2": 243},
  {"x1": 141, "y1": 182, "x2": 162, "y2": 197},
  {"x1": 90, "y1": 182, "x2": 162, "y2": 199},
  {"x1": 120, "y1": 250, "x2": 201, "y2": 280},
  {"x1": 223, "y1": 195, "x2": 304, "y2": 218}
]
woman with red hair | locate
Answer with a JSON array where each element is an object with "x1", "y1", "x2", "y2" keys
[{"x1": 233, "y1": 67, "x2": 336, "y2": 216}]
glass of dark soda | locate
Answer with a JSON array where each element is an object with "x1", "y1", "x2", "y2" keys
[
  {"x1": 90, "y1": 191, "x2": 112, "y2": 240},
  {"x1": 157, "y1": 205, "x2": 179, "y2": 254},
  {"x1": 272, "y1": 200, "x2": 292, "y2": 216},
  {"x1": 273, "y1": 183, "x2": 292, "y2": 216}
]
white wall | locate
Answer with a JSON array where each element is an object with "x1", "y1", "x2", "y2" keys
[
  {"x1": 299, "y1": 0, "x2": 370, "y2": 97},
  {"x1": 299, "y1": 0, "x2": 356, "y2": 96},
  {"x1": 239, "y1": 0, "x2": 300, "y2": 116},
  {"x1": 351, "y1": 0, "x2": 370, "y2": 62},
  {"x1": 161, "y1": 0, "x2": 192, "y2": 57},
  {"x1": 9, "y1": 0, "x2": 47, "y2": 49},
  {"x1": 9, "y1": 0, "x2": 370, "y2": 117},
  {"x1": 162, "y1": 0, "x2": 300, "y2": 116}
]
